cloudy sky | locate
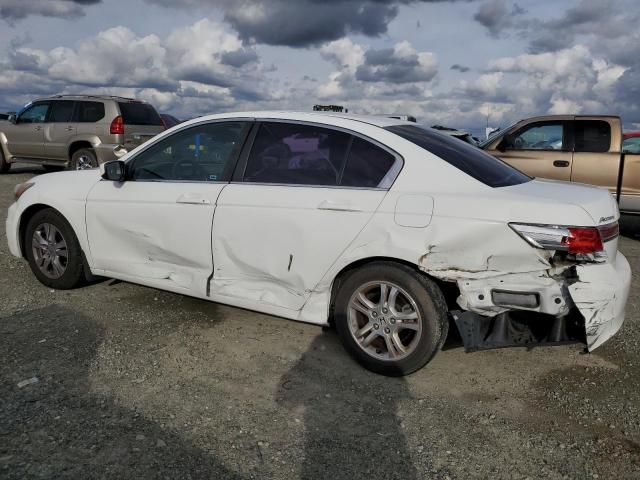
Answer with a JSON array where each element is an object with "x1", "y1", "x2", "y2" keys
[{"x1": 0, "y1": 0, "x2": 638, "y2": 136}]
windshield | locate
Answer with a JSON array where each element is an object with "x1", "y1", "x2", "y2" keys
[{"x1": 386, "y1": 124, "x2": 531, "y2": 188}]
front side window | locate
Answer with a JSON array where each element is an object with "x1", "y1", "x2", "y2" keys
[
  {"x1": 243, "y1": 122, "x2": 350, "y2": 186},
  {"x1": 129, "y1": 122, "x2": 249, "y2": 181},
  {"x1": 74, "y1": 102, "x2": 105, "y2": 123},
  {"x1": 509, "y1": 122, "x2": 565, "y2": 151},
  {"x1": 17, "y1": 103, "x2": 49, "y2": 124},
  {"x1": 574, "y1": 120, "x2": 611, "y2": 153},
  {"x1": 386, "y1": 124, "x2": 531, "y2": 188},
  {"x1": 48, "y1": 101, "x2": 75, "y2": 123}
]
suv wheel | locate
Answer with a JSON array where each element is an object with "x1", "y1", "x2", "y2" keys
[
  {"x1": 70, "y1": 149, "x2": 98, "y2": 170},
  {"x1": 24, "y1": 208, "x2": 87, "y2": 289},
  {"x1": 334, "y1": 262, "x2": 449, "y2": 376},
  {"x1": 0, "y1": 148, "x2": 10, "y2": 174}
]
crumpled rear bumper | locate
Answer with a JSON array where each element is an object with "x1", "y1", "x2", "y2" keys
[
  {"x1": 570, "y1": 252, "x2": 631, "y2": 351},
  {"x1": 452, "y1": 253, "x2": 631, "y2": 352}
]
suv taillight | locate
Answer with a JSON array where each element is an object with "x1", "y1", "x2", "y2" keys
[{"x1": 110, "y1": 115, "x2": 124, "y2": 135}]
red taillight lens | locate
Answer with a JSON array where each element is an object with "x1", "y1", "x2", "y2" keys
[
  {"x1": 562, "y1": 227, "x2": 603, "y2": 254},
  {"x1": 110, "y1": 115, "x2": 124, "y2": 135}
]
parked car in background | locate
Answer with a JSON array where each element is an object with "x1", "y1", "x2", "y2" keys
[
  {"x1": 387, "y1": 114, "x2": 417, "y2": 123},
  {"x1": 431, "y1": 125, "x2": 479, "y2": 145},
  {"x1": 481, "y1": 115, "x2": 640, "y2": 214},
  {"x1": 0, "y1": 95, "x2": 164, "y2": 173},
  {"x1": 623, "y1": 132, "x2": 640, "y2": 154},
  {"x1": 160, "y1": 113, "x2": 181, "y2": 129},
  {"x1": 6, "y1": 111, "x2": 630, "y2": 376}
]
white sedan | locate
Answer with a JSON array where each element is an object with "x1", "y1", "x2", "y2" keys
[{"x1": 5, "y1": 112, "x2": 631, "y2": 376}]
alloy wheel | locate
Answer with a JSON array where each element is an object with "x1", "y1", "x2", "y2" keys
[{"x1": 347, "y1": 281, "x2": 423, "y2": 361}]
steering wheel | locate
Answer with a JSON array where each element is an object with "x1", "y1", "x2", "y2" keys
[{"x1": 171, "y1": 159, "x2": 202, "y2": 181}]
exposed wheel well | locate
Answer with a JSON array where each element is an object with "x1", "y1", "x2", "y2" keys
[
  {"x1": 18, "y1": 204, "x2": 58, "y2": 258},
  {"x1": 327, "y1": 256, "x2": 460, "y2": 326},
  {"x1": 68, "y1": 141, "x2": 93, "y2": 160}
]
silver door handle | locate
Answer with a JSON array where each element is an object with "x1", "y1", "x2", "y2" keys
[
  {"x1": 176, "y1": 194, "x2": 211, "y2": 205},
  {"x1": 317, "y1": 200, "x2": 362, "y2": 212}
]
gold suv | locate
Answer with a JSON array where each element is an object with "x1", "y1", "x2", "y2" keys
[{"x1": 0, "y1": 95, "x2": 165, "y2": 173}]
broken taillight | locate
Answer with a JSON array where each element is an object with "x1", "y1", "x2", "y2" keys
[
  {"x1": 509, "y1": 221, "x2": 618, "y2": 261},
  {"x1": 561, "y1": 227, "x2": 603, "y2": 254}
]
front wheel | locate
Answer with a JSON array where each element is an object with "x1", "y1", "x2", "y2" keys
[
  {"x1": 24, "y1": 208, "x2": 87, "y2": 289},
  {"x1": 334, "y1": 262, "x2": 449, "y2": 376},
  {"x1": 70, "y1": 148, "x2": 98, "y2": 170}
]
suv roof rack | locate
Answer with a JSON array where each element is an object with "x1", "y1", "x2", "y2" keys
[{"x1": 44, "y1": 94, "x2": 142, "y2": 102}]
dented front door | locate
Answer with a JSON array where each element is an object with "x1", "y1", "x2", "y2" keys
[
  {"x1": 85, "y1": 120, "x2": 251, "y2": 294},
  {"x1": 85, "y1": 181, "x2": 222, "y2": 293}
]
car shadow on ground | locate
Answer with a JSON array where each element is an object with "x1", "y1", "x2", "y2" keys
[
  {"x1": 0, "y1": 305, "x2": 245, "y2": 479},
  {"x1": 276, "y1": 332, "x2": 427, "y2": 480}
]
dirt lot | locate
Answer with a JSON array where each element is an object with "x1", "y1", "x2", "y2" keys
[{"x1": 1, "y1": 165, "x2": 639, "y2": 480}]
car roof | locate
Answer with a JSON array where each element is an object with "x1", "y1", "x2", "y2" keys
[{"x1": 185, "y1": 111, "x2": 413, "y2": 129}]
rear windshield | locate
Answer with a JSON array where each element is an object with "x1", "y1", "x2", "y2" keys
[
  {"x1": 386, "y1": 124, "x2": 531, "y2": 188},
  {"x1": 118, "y1": 102, "x2": 162, "y2": 126}
]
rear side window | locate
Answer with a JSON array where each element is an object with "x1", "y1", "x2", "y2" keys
[
  {"x1": 341, "y1": 138, "x2": 396, "y2": 188},
  {"x1": 74, "y1": 101, "x2": 105, "y2": 123},
  {"x1": 386, "y1": 125, "x2": 531, "y2": 188},
  {"x1": 623, "y1": 137, "x2": 640, "y2": 154},
  {"x1": 118, "y1": 102, "x2": 162, "y2": 126},
  {"x1": 574, "y1": 120, "x2": 611, "y2": 153},
  {"x1": 48, "y1": 101, "x2": 74, "y2": 122},
  {"x1": 243, "y1": 122, "x2": 350, "y2": 186}
]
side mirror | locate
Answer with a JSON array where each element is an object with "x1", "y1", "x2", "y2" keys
[
  {"x1": 100, "y1": 160, "x2": 126, "y2": 182},
  {"x1": 8, "y1": 114, "x2": 16, "y2": 124}
]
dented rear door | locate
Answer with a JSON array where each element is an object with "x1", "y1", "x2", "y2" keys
[{"x1": 209, "y1": 122, "x2": 400, "y2": 311}]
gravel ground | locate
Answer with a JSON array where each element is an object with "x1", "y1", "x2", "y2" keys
[{"x1": 1, "y1": 165, "x2": 639, "y2": 479}]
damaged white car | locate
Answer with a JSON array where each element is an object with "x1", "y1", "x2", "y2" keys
[{"x1": 6, "y1": 112, "x2": 631, "y2": 376}]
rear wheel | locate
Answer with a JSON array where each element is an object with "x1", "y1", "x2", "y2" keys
[
  {"x1": 0, "y1": 148, "x2": 10, "y2": 174},
  {"x1": 70, "y1": 148, "x2": 98, "y2": 170},
  {"x1": 24, "y1": 208, "x2": 87, "y2": 289},
  {"x1": 334, "y1": 262, "x2": 449, "y2": 376}
]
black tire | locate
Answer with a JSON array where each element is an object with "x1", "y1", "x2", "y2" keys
[
  {"x1": 334, "y1": 262, "x2": 449, "y2": 376},
  {"x1": 69, "y1": 148, "x2": 98, "y2": 170},
  {"x1": 24, "y1": 208, "x2": 87, "y2": 289},
  {"x1": 0, "y1": 148, "x2": 10, "y2": 174}
]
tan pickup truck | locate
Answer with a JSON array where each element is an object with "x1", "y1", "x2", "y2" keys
[{"x1": 481, "y1": 115, "x2": 640, "y2": 214}]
